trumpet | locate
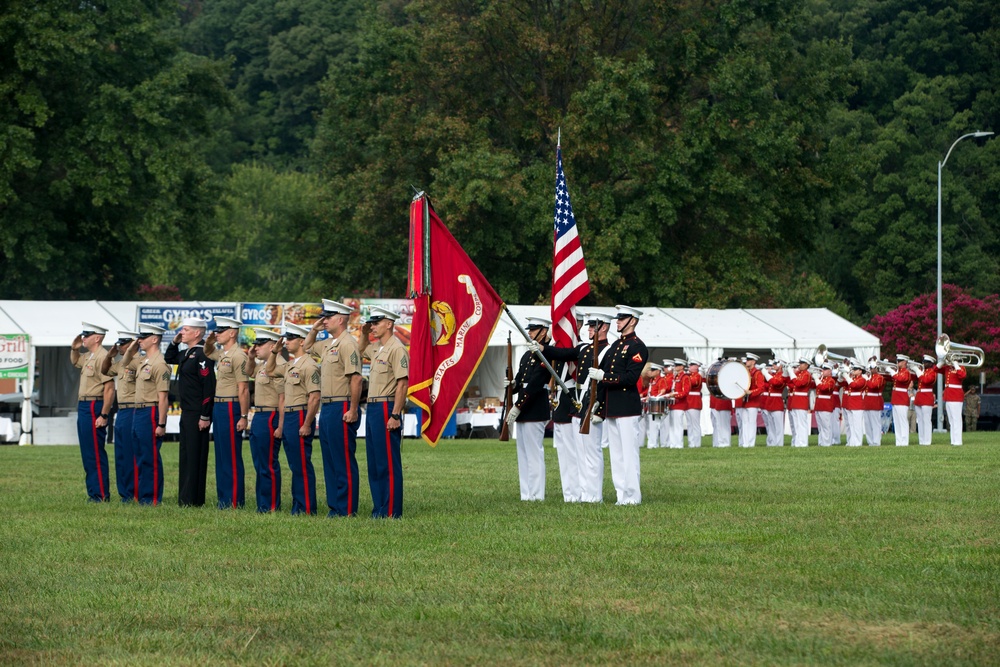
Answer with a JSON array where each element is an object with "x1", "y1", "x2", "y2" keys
[
  {"x1": 875, "y1": 360, "x2": 898, "y2": 375},
  {"x1": 935, "y1": 334, "x2": 984, "y2": 368}
]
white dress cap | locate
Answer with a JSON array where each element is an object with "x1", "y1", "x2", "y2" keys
[
  {"x1": 284, "y1": 323, "x2": 311, "y2": 338},
  {"x1": 116, "y1": 330, "x2": 140, "y2": 340},
  {"x1": 745, "y1": 352, "x2": 760, "y2": 361},
  {"x1": 365, "y1": 306, "x2": 399, "y2": 324},
  {"x1": 181, "y1": 317, "x2": 208, "y2": 328},
  {"x1": 923, "y1": 354, "x2": 937, "y2": 364},
  {"x1": 526, "y1": 316, "x2": 552, "y2": 329},
  {"x1": 322, "y1": 299, "x2": 353, "y2": 316},
  {"x1": 80, "y1": 321, "x2": 109, "y2": 335},
  {"x1": 213, "y1": 316, "x2": 244, "y2": 330},
  {"x1": 585, "y1": 312, "x2": 613, "y2": 325},
  {"x1": 252, "y1": 328, "x2": 281, "y2": 342},
  {"x1": 138, "y1": 323, "x2": 167, "y2": 336},
  {"x1": 649, "y1": 363, "x2": 663, "y2": 371},
  {"x1": 615, "y1": 305, "x2": 643, "y2": 319},
  {"x1": 687, "y1": 359, "x2": 702, "y2": 367}
]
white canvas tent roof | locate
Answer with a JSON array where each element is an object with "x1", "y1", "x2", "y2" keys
[{"x1": 742, "y1": 308, "x2": 880, "y2": 351}]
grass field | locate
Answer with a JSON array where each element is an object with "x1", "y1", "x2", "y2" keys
[{"x1": 1, "y1": 433, "x2": 998, "y2": 666}]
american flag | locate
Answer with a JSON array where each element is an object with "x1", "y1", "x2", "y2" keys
[{"x1": 551, "y1": 144, "x2": 590, "y2": 348}]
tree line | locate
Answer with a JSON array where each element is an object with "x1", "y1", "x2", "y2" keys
[{"x1": 2, "y1": 0, "x2": 997, "y2": 325}]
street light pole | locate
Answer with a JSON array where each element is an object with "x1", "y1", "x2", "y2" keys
[{"x1": 935, "y1": 130, "x2": 993, "y2": 431}]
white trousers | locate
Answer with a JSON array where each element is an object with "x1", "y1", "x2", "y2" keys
[
  {"x1": 946, "y1": 401, "x2": 963, "y2": 445},
  {"x1": 686, "y1": 408, "x2": 703, "y2": 447},
  {"x1": 606, "y1": 415, "x2": 641, "y2": 505},
  {"x1": 864, "y1": 409, "x2": 882, "y2": 446},
  {"x1": 815, "y1": 411, "x2": 833, "y2": 446},
  {"x1": 553, "y1": 422, "x2": 582, "y2": 502},
  {"x1": 646, "y1": 414, "x2": 664, "y2": 449},
  {"x1": 635, "y1": 413, "x2": 648, "y2": 448},
  {"x1": 738, "y1": 408, "x2": 758, "y2": 448},
  {"x1": 515, "y1": 421, "x2": 546, "y2": 500},
  {"x1": 711, "y1": 410, "x2": 732, "y2": 447},
  {"x1": 765, "y1": 410, "x2": 784, "y2": 446},
  {"x1": 891, "y1": 405, "x2": 910, "y2": 446},
  {"x1": 575, "y1": 416, "x2": 605, "y2": 502},
  {"x1": 915, "y1": 405, "x2": 933, "y2": 445},
  {"x1": 845, "y1": 409, "x2": 864, "y2": 447},
  {"x1": 790, "y1": 410, "x2": 809, "y2": 447},
  {"x1": 667, "y1": 410, "x2": 685, "y2": 448},
  {"x1": 831, "y1": 407, "x2": 842, "y2": 443}
]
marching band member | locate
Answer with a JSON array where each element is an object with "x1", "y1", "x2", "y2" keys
[
  {"x1": 889, "y1": 354, "x2": 914, "y2": 446},
  {"x1": 709, "y1": 365, "x2": 734, "y2": 447},
  {"x1": 863, "y1": 357, "x2": 885, "y2": 446},
  {"x1": 760, "y1": 360, "x2": 787, "y2": 447},
  {"x1": 738, "y1": 354, "x2": 766, "y2": 448},
  {"x1": 685, "y1": 360, "x2": 704, "y2": 447},
  {"x1": 914, "y1": 355, "x2": 938, "y2": 445},
  {"x1": 637, "y1": 363, "x2": 663, "y2": 449},
  {"x1": 814, "y1": 364, "x2": 836, "y2": 446},
  {"x1": 587, "y1": 305, "x2": 648, "y2": 505},
  {"x1": 831, "y1": 368, "x2": 844, "y2": 444},
  {"x1": 666, "y1": 359, "x2": 689, "y2": 449},
  {"x1": 734, "y1": 356, "x2": 747, "y2": 445},
  {"x1": 843, "y1": 363, "x2": 867, "y2": 447},
  {"x1": 788, "y1": 358, "x2": 815, "y2": 447},
  {"x1": 938, "y1": 355, "x2": 967, "y2": 445},
  {"x1": 656, "y1": 360, "x2": 673, "y2": 448}
]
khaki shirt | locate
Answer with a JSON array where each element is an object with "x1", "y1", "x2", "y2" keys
[
  {"x1": 207, "y1": 345, "x2": 250, "y2": 397},
  {"x1": 74, "y1": 347, "x2": 112, "y2": 399},
  {"x1": 366, "y1": 336, "x2": 408, "y2": 398},
  {"x1": 315, "y1": 331, "x2": 362, "y2": 398},
  {"x1": 254, "y1": 356, "x2": 286, "y2": 408},
  {"x1": 107, "y1": 357, "x2": 140, "y2": 404},
  {"x1": 136, "y1": 355, "x2": 171, "y2": 404},
  {"x1": 284, "y1": 354, "x2": 320, "y2": 407}
]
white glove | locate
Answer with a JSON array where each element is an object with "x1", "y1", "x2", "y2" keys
[
  {"x1": 503, "y1": 378, "x2": 512, "y2": 388},
  {"x1": 761, "y1": 368, "x2": 772, "y2": 382},
  {"x1": 526, "y1": 340, "x2": 541, "y2": 353},
  {"x1": 587, "y1": 367, "x2": 605, "y2": 382},
  {"x1": 784, "y1": 365, "x2": 794, "y2": 378},
  {"x1": 505, "y1": 406, "x2": 520, "y2": 426},
  {"x1": 953, "y1": 361, "x2": 961, "y2": 371}
]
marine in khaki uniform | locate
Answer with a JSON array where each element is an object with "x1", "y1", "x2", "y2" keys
[
  {"x1": 359, "y1": 306, "x2": 409, "y2": 518},
  {"x1": 270, "y1": 323, "x2": 320, "y2": 515},
  {"x1": 304, "y1": 299, "x2": 364, "y2": 517},
  {"x1": 121, "y1": 324, "x2": 171, "y2": 505},
  {"x1": 205, "y1": 316, "x2": 251, "y2": 509},
  {"x1": 101, "y1": 330, "x2": 141, "y2": 502},
  {"x1": 70, "y1": 322, "x2": 115, "y2": 502},
  {"x1": 247, "y1": 328, "x2": 286, "y2": 513}
]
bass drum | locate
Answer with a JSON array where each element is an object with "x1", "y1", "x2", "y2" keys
[{"x1": 706, "y1": 360, "x2": 751, "y2": 400}]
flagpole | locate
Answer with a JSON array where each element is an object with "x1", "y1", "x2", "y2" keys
[
  {"x1": 422, "y1": 194, "x2": 431, "y2": 293},
  {"x1": 503, "y1": 304, "x2": 580, "y2": 408}
]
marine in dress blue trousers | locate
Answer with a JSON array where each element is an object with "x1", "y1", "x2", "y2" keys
[
  {"x1": 319, "y1": 401, "x2": 360, "y2": 517},
  {"x1": 365, "y1": 401, "x2": 403, "y2": 519},
  {"x1": 113, "y1": 406, "x2": 136, "y2": 502},
  {"x1": 283, "y1": 409, "x2": 317, "y2": 515},
  {"x1": 249, "y1": 409, "x2": 282, "y2": 512},
  {"x1": 77, "y1": 399, "x2": 110, "y2": 502}
]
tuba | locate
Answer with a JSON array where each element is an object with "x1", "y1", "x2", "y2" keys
[{"x1": 935, "y1": 334, "x2": 984, "y2": 368}]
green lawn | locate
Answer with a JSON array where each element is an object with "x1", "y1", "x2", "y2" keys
[{"x1": 1, "y1": 434, "x2": 998, "y2": 665}]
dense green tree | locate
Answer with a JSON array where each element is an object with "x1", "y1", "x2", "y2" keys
[
  {"x1": 313, "y1": 0, "x2": 859, "y2": 309},
  {"x1": 0, "y1": 0, "x2": 227, "y2": 299}
]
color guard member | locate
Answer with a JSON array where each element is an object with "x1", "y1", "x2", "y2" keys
[
  {"x1": 205, "y1": 316, "x2": 250, "y2": 509},
  {"x1": 788, "y1": 358, "x2": 815, "y2": 447},
  {"x1": 577, "y1": 312, "x2": 611, "y2": 501},
  {"x1": 889, "y1": 354, "x2": 914, "y2": 446},
  {"x1": 101, "y1": 331, "x2": 140, "y2": 502},
  {"x1": 760, "y1": 360, "x2": 787, "y2": 447},
  {"x1": 685, "y1": 360, "x2": 704, "y2": 447},
  {"x1": 533, "y1": 322, "x2": 583, "y2": 503},
  {"x1": 814, "y1": 364, "x2": 837, "y2": 446},
  {"x1": 304, "y1": 299, "x2": 364, "y2": 517},
  {"x1": 271, "y1": 323, "x2": 320, "y2": 515},
  {"x1": 122, "y1": 324, "x2": 170, "y2": 505},
  {"x1": 505, "y1": 317, "x2": 552, "y2": 501},
  {"x1": 165, "y1": 317, "x2": 216, "y2": 507},
  {"x1": 665, "y1": 359, "x2": 689, "y2": 449},
  {"x1": 738, "y1": 353, "x2": 766, "y2": 448},
  {"x1": 587, "y1": 305, "x2": 647, "y2": 505},
  {"x1": 70, "y1": 322, "x2": 114, "y2": 502},
  {"x1": 359, "y1": 306, "x2": 409, "y2": 518},
  {"x1": 247, "y1": 328, "x2": 285, "y2": 513},
  {"x1": 914, "y1": 355, "x2": 938, "y2": 445},
  {"x1": 938, "y1": 355, "x2": 967, "y2": 445}
]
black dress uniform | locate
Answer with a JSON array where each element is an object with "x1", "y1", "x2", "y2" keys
[
  {"x1": 595, "y1": 330, "x2": 647, "y2": 505},
  {"x1": 511, "y1": 347, "x2": 552, "y2": 500},
  {"x1": 165, "y1": 339, "x2": 216, "y2": 506}
]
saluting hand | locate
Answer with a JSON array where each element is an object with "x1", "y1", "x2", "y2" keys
[
  {"x1": 273, "y1": 337, "x2": 285, "y2": 355},
  {"x1": 206, "y1": 332, "x2": 217, "y2": 346},
  {"x1": 71, "y1": 334, "x2": 83, "y2": 351},
  {"x1": 126, "y1": 340, "x2": 139, "y2": 356},
  {"x1": 172, "y1": 332, "x2": 182, "y2": 345},
  {"x1": 108, "y1": 343, "x2": 119, "y2": 357},
  {"x1": 312, "y1": 317, "x2": 326, "y2": 331},
  {"x1": 361, "y1": 322, "x2": 373, "y2": 339}
]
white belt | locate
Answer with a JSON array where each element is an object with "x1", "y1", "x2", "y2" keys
[
  {"x1": 918, "y1": 388, "x2": 933, "y2": 392},
  {"x1": 893, "y1": 387, "x2": 908, "y2": 392},
  {"x1": 815, "y1": 395, "x2": 830, "y2": 400},
  {"x1": 792, "y1": 392, "x2": 809, "y2": 396},
  {"x1": 947, "y1": 384, "x2": 962, "y2": 388}
]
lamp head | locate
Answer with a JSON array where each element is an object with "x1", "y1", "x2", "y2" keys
[{"x1": 973, "y1": 131, "x2": 994, "y2": 138}]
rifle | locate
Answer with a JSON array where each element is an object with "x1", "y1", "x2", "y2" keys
[
  {"x1": 579, "y1": 336, "x2": 599, "y2": 435},
  {"x1": 498, "y1": 332, "x2": 514, "y2": 441}
]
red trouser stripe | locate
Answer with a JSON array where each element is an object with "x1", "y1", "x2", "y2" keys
[
  {"x1": 384, "y1": 403, "x2": 394, "y2": 514},
  {"x1": 343, "y1": 401, "x2": 353, "y2": 515},
  {"x1": 299, "y1": 411, "x2": 311, "y2": 515},
  {"x1": 229, "y1": 404, "x2": 237, "y2": 508},
  {"x1": 90, "y1": 402, "x2": 106, "y2": 500},
  {"x1": 268, "y1": 412, "x2": 277, "y2": 511},
  {"x1": 150, "y1": 407, "x2": 159, "y2": 506}
]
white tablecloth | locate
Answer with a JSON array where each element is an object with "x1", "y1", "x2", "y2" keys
[{"x1": 455, "y1": 412, "x2": 501, "y2": 432}]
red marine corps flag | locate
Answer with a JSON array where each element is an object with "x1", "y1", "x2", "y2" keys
[{"x1": 407, "y1": 193, "x2": 504, "y2": 446}]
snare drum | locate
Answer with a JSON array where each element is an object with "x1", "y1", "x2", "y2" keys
[
  {"x1": 706, "y1": 360, "x2": 751, "y2": 400},
  {"x1": 648, "y1": 398, "x2": 667, "y2": 416}
]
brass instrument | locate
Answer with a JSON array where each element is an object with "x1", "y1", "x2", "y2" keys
[
  {"x1": 814, "y1": 344, "x2": 850, "y2": 366},
  {"x1": 875, "y1": 360, "x2": 897, "y2": 375},
  {"x1": 935, "y1": 334, "x2": 984, "y2": 368}
]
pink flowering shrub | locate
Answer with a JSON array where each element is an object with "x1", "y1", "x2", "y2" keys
[{"x1": 866, "y1": 285, "x2": 1000, "y2": 381}]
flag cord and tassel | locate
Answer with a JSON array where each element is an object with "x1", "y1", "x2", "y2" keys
[{"x1": 503, "y1": 305, "x2": 580, "y2": 409}]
